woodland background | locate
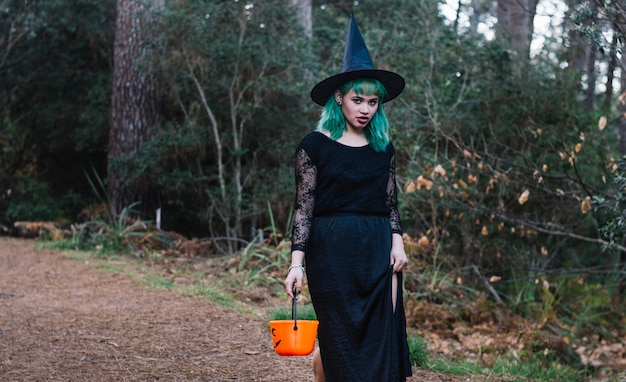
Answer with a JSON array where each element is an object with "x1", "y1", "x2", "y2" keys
[{"x1": 1, "y1": 0, "x2": 625, "y2": 379}]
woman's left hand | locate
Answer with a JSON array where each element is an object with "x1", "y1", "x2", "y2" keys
[{"x1": 390, "y1": 233, "x2": 408, "y2": 273}]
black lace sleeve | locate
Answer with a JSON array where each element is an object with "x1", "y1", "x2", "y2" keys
[
  {"x1": 291, "y1": 147, "x2": 317, "y2": 252},
  {"x1": 387, "y1": 153, "x2": 403, "y2": 235}
]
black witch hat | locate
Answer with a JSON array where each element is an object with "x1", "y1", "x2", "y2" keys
[{"x1": 310, "y1": 14, "x2": 405, "y2": 106}]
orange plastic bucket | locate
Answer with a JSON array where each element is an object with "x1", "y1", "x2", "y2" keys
[{"x1": 269, "y1": 295, "x2": 318, "y2": 356}]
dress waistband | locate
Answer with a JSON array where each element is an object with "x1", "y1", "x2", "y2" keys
[{"x1": 314, "y1": 211, "x2": 387, "y2": 218}]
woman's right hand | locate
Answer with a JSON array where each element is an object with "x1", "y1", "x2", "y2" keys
[{"x1": 284, "y1": 265, "x2": 304, "y2": 298}]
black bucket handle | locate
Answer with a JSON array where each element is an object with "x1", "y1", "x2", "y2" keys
[{"x1": 292, "y1": 292, "x2": 299, "y2": 331}]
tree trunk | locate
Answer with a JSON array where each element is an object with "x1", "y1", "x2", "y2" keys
[
  {"x1": 603, "y1": 34, "x2": 618, "y2": 109},
  {"x1": 616, "y1": 34, "x2": 626, "y2": 308},
  {"x1": 469, "y1": 0, "x2": 495, "y2": 38},
  {"x1": 583, "y1": 1, "x2": 599, "y2": 111},
  {"x1": 496, "y1": 0, "x2": 538, "y2": 59},
  {"x1": 108, "y1": 0, "x2": 163, "y2": 218},
  {"x1": 290, "y1": 0, "x2": 312, "y2": 39}
]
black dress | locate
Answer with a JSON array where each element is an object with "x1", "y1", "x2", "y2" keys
[{"x1": 291, "y1": 131, "x2": 412, "y2": 382}]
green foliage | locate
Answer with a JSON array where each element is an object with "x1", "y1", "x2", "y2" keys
[
  {"x1": 191, "y1": 283, "x2": 236, "y2": 308},
  {"x1": 557, "y1": 278, "x2": 623, "y2": 339},
  {"x1": 407, "y1": 335, "x2": 429, "y2": 368},
  {"x1": 490, "y1": 354, "x2": 587, "y2": 382},
  {"x1": 0, "y1": 0, "x2": 114, "y2": 226},
  {"x1": 72, "y1": 202, "x2": 158, "y2": 254},
  {"x1": 135, "y1": 0, "x2": 313, "y2": 240},
  {"x1": 569, "y1": 1, "x2": 626, "y2": 55},
  {"x1": 269, "y1": 303, "x2": 317, "y2": 321},
  {"x1": 3, "y1": 176, "x2": 83, "y2": 223},
  {"x1": 594, "y1": 158, "x2": 626, "y2": 249},
  {"x1": 428, "y1": 358, "x2": 484, "y2": 376},
  {"x1": 144, "y1": 274, "x2": 175, "y2": 291}
]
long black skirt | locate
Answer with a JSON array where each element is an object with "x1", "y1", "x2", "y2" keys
[{"x1": 305, "y1": 214, "x2": 412, "y2": 382}]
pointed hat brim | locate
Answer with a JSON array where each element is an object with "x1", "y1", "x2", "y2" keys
[
  {"x1": 310, "y1": 14, "x2": 405, "y2": 106},
  {"x1": 310, "y1": 69, "x2": 405, "y2": 106}
]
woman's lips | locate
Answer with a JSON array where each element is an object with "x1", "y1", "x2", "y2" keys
[{"x1": 357, "y1": 117, "x2": 369, "y2": 124}]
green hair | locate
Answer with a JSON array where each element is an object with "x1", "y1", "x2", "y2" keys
[{"x1": 315, "y1": 78, "x2": 390, "y2": 153}]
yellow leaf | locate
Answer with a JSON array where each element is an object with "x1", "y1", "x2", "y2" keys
[
  {"x1": 438, "y1": 186, "x2": 445, "y2": 197},
  {"x1": 556, "y1": 188, "x2": 564, "y2": 196},
  {"x1": 581, "y1": 196, "x2": 591, "y2": 214},
  {"x1": 463, "y1": 150, "x2": 472, "y2": 158},
  {"x1": 518, "y1": 189, "x2": 530, "y2": 205},
  {"x1": 467, "y1": 174, "x2": 478, "y2": 184},
  {"x1": 598, "y1": 116, "x2": 607, "y2": 131},
  {"x1": 607, "y1": 157, "x2": 616, "y2": 168},
  {"x1": 477, "y1": 162, "x2": 484, "y2": 170},
  {"x1": 418, "y1": 235, "x2": 430, "y2": 248},
  {"x1": 481, "y1": 226, "x2": 489, "y2": 235},
  {"x1": 579, "y1": 132, "x2": 585, "y2": 141},
  {"x1": 405, "y1": 181, "x2": 416, "y2": 193},
  {"x1": 456, "y1": 277, "x2": 463, "y2": 285},
  {"x1": 416, "y1": 175, "x2": 433, "y2": 190},
  {"x1": 489, "y1": 276, "x2": 501, "y2": 282},
  {"x1": 458, "y1": 179, "x2": 468, "y2": 189},
  {"x1": 542, "y1": 164, "x2": 548, "y2": 172},
  {"x1": 433, "y1": 164, "x2": 447, "y2": 177},
  {"x1": 536, "y1": 128, "x2": 542, "y2": 135},
  {"x1": 575, "y1": 143, "x2": 582, "y2": 153},
  {"x1": 541, "y1": 246, "x2": 548, "y2": 255}
]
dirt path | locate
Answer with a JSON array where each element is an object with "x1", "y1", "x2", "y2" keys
[{"x1": 0, "y1": 238, "x2": 475, "y2": 382}]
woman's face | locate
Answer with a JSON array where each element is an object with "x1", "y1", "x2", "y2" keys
[{"x1": 337, "y1": 88, "x2": 379, "y2": 131}]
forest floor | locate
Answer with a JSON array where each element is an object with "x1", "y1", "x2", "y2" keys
[
  {"x1": 0, "y1": 236, "x2": 623, "y2": 381},
  {"x1": 0, "y1": 237, "x2": 488, "y2": 382}
]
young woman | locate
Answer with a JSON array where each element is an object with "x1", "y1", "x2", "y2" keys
[{"x1": 284, "y1": 14, "x2": 413, "y2": 382}]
